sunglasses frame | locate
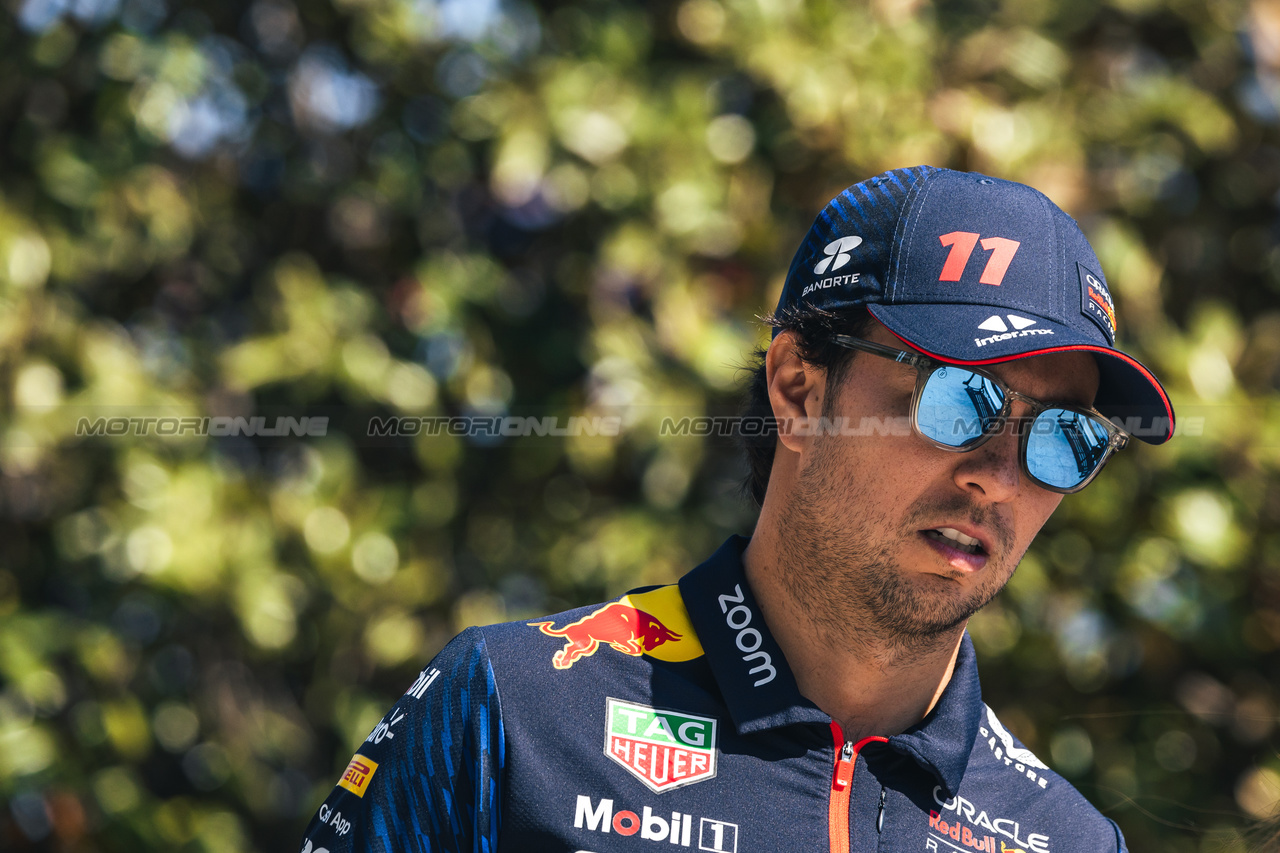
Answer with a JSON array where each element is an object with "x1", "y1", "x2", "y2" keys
[{"x1": 830, "y1": 335, "x2": 1129, "y2": 493}]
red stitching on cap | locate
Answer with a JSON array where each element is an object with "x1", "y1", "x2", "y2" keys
[{"x1": 883, "y1": 329, "x2": 1175, "y2": 442}]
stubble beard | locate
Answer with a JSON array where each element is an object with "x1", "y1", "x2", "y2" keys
[{"x1": 776, "y1": 430, "x2": 1019, "y2": 662}]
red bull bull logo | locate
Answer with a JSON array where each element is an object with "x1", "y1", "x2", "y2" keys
[
  {"x1": 528, "y1": 586, "x2": 702, "y2": 669},
  {"x1": 1089, "y1": 287, "x2": 1117, "y2": 334},
  {"x1": 1078, "y1": 264, "x2": 1117, "y2": 342}
]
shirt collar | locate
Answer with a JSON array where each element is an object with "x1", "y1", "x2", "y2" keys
[
  {"x1": 678, "y1": 535, "x2": 829, "y2": 734},
  {"x1": 679, "y1": 535, "x2": 983, "y2": 798},
  {"x1": 887, "y1": 631, "x2": 983, "y2": 799}
]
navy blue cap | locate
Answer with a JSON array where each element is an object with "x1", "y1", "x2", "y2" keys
[{"x1": 773, "y1": 166, "x2": 1175, "y2": 444}]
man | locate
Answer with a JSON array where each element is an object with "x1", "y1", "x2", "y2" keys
[{"x1": 300, "y1": 166, "x2": 1174, "y2": 852}]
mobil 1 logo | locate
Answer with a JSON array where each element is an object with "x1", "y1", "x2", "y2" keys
[
  {"x1": 698, "y1": 818, "x2": 738, "y2": 852},
  {"x1": 574, "y1": 795, "x2": 739, "y2": 852}
]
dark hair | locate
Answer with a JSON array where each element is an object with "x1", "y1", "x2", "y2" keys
[{"x1": 740, "y1": 305, "x2": 874, "y2": 505}]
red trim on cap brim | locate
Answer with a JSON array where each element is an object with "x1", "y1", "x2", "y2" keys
[{"x1": 884, "y1": 328, "x2": 1175, "y2": 443}]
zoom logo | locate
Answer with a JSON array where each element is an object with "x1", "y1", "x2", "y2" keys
[
  {"x1": 717, "y1": 585, "x2": 776, "y2": 687},
  {"x1": 814, "y1": 236, "x2": 862, "y2": 274}
]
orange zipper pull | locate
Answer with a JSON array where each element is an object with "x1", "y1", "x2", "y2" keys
[{"x1": 833, "y1": 740, "x2": 855, "y2": 790}]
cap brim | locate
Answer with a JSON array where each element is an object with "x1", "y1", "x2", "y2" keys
[{"x1": 868, "y1": 303, "x2": 1175, "y2": 444}]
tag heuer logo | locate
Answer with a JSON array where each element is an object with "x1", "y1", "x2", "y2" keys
[{"x1": 604, "y1": 698, "x2": 718, "y2": 792}]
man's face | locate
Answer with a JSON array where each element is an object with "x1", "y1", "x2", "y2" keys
[{"x1": 776, "y1": 321, "x2": 1101, "y2": 649}]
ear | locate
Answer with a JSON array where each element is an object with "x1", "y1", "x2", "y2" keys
[{"x1": 765, "y1": 331, "x2": 827, "y2": 455}]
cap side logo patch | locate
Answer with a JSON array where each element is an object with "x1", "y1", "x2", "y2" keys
[{"x1": 1078, "y1": 263, "x2": 1116, "y2": 344}]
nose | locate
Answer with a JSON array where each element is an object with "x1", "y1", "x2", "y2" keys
[{"x1": 952, "y1": 416, "x2": 1022, "y2": 502}]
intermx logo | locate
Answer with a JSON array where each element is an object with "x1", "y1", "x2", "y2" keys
[
  {"x1": 973, "y1": 313, "x2": 1054, "y2": 348},
  {"x1": 814, "y1": 236, "x2": 862, "y2": 274},
  {"x1": 977, "y1": 314, "x2": 1036, "y2": 334},
  {"x1": 574, "y1": 795, "x2": 739, "y2": 852}
]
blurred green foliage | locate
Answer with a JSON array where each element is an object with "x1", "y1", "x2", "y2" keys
[{"x1": 1, "y1": 0, "x2": 1280, "y2": 849}]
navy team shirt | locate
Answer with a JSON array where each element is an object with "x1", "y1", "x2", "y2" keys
[{"x1": 300, "y1": 536, "x2": 1127, "y2": 852}]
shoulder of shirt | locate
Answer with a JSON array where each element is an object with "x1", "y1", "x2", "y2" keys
[
  {"x1": 472, "y1": 582, "x2": 707, "y2": 673},
  {"x1": 959, "y1": 703, "x2": 1124, "y2": 848}
]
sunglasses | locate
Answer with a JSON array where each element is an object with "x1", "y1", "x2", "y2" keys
[{"x1": 830, "y1": 335, "x2": 1129, "y2": 493}]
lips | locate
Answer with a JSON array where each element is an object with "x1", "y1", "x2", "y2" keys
[{"x1": 918, "y1": 525, "x2": 991, "y2": 572}]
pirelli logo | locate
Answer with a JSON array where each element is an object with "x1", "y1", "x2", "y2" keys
[{"x1": 337, "y1": 754, "x2": 379, "y2": 797}]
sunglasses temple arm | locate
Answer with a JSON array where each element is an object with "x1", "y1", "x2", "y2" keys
[{"x1": 832, "y1": 335, "x2": 934, "y2": 370}]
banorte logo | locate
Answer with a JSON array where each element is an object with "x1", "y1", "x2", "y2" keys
[
  {"x1": 530, "y1": 586, "x2": 703, "y2": 669},
  {"x1": 814, "y1": 236, "x2": 863, "y2": 274},
  {"x1": 802, "y1": 236, "x2": 865, "y2": 298}
]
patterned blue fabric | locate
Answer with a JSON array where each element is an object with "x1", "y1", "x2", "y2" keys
[
  {"x1": 299, "y1": 628, "x2": 503, "y2": 853},
  {"x1": 775, "y1": 165, "x2": 937, "y2": 317}
]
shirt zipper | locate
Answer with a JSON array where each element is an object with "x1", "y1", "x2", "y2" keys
[{"x1": 828, "y1": 722, "x2": 889, "y2": 853}]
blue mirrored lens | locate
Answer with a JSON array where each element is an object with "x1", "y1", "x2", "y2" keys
[
  {"x1": 916, "y1": 366, "x2": 1004, "y2": 448},
  {"x1": 1026, "y1": 409, "x2": 1111, "y2": 489}
]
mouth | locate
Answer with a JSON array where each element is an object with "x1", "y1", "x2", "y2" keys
[
  {"x1": 921, "y1": 527, "x2": 985, "y2": 555},
  {"x1": 921, "y1": 525, "x2": 988, "y2": 571}
]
